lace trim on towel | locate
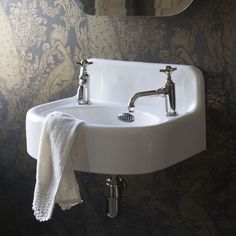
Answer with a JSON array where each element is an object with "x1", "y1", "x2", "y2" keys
[
  {"x1": 33, "y1": 186, "x2": 83, "y2": 221},
  {"x1": 33, "y1": 187, "x2": 54, "y2": 222}
]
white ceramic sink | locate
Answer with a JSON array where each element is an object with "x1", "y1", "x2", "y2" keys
[{"x1": 26, "y1": 59, "x2": 206, "y2": 175}]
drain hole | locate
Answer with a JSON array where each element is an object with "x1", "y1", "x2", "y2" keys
[{"x1": 118, "y1": 113, "x2": 135, "y2": 122}]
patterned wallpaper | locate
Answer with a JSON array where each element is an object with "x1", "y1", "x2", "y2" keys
[{"x1": 0, "y1": 0, "x2": 236, "y2": 235}]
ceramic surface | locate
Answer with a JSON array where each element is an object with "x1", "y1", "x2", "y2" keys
[{"x1": 26, "y1": 59, "x2": 206, "y2": 174}]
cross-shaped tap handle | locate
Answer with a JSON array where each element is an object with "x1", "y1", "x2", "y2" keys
[
  {"x1": 76, "y1": 59, "x2": 93, "y2": 68},
  {"x1": 160, "y1": 66, "x2": 177, "y2": 80},
  {"x1": 76, "y1": 59, "x2": 93, "y2": 75},
  {"x1": 160, "y1": 66, "x2": 177, "y2": 74}
]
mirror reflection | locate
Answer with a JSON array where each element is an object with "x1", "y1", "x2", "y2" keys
[{"x1": 79, "y1": 0, "x2": 193, "y2": 16}]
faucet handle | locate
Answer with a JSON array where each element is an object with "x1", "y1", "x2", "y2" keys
[
  {"x1": 160, "y1": 65, "x2": 177, "y2": 73},
  {"x1": 76, "y1": 59, "x2": 93, "y2": 68},
  {"x1": 160, "y1": 66, "x2": 177, "y2": 80},
  {"x1": 76, "y1": 59, "x2": 93, "y2": 76}
]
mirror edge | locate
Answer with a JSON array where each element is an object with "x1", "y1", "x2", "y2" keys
[{"x1": 78, "y1": 0, "x2": 194, "y2": 17}]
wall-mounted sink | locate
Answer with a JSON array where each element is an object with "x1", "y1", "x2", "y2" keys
[{"x1": 26, "y1": 59, "x2": 206, "y2": 175}]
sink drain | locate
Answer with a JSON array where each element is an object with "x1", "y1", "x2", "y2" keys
[{"x1": 118, "y1": 112, "x2": 135, "y2": 122}]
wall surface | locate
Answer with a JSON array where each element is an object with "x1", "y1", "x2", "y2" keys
[{"x1": 0, "y1": 0, "x2": 236, "y2": 235}]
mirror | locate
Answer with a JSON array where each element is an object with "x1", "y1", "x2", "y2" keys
[{"x1": 79, "y1": 0, "x2": 193, "y2": 16}]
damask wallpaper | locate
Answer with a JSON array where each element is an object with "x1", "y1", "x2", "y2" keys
[{"x1": 0, "y1": 0, "x2": 235, "y2": 235}]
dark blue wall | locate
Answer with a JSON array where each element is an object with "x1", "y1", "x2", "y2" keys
[{"x1": 0, "y1": 0, "x2": 236, "y2": 235}]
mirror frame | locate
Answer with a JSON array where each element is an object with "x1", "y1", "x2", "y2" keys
[{"x1": 79, "y1": 0, "x2": 194, "y2": 17}]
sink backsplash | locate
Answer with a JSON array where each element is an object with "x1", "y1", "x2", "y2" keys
[{"x1": 0, "y1": 0, "x2": 236, "y2": 235}]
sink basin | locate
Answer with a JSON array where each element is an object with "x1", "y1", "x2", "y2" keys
[
  {"x1": 26, "y1": 59, "x2": 206, "y2": 175},
  {"x1": 57, "y1": 104, "x2": 161, "y2": 127}
]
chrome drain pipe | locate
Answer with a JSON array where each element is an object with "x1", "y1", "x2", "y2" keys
[{"x1": 105, "y1": 175, "x2": 127, "y2": 218}]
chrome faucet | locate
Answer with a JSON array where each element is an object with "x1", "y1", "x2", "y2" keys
[
  {"x1": 76, "y1": 59, "x2": 93, "y2": 105},
  {"x1": 128, "y1": 66, "x2": 177, "y2": 116}
]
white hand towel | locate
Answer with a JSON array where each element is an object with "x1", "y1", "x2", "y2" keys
[{"x1": 32, "y1": 111, "x2": 84, "y2": 221}]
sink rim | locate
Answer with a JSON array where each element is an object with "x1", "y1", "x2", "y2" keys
[
  {"x1": 26, "y1": 59, "x2": 206, "y2": 175},
  {"x1": 27, "y1": 97, "x2": 196, "y2": 129}
]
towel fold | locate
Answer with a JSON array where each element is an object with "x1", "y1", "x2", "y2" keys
[{"x1": 32, "y1": 111, "x2": 84, "y2": 222}]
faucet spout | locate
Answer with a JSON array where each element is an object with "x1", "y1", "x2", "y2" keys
[
  {"x1": 127, "y1": 65, "x2": 177, "y2": 116},
  {"x1": 128, "y1": 88, "x2": 166, "y2": 112}
]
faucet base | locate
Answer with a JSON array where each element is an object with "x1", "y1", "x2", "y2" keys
[
  {"x1": 78, "y1": 100, "x2": 91, "y2": 105},
  {"x1": 166, "y1": 111, "x2": 177, "y2": 116},
  {"x1": 165, "y1": 94, "x2": 177, "y2": 116}
]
